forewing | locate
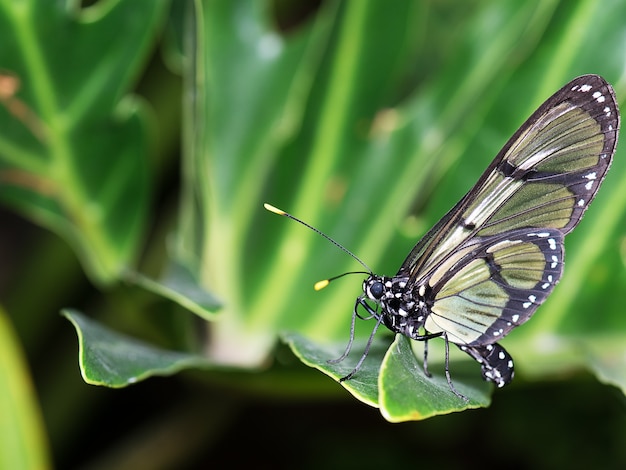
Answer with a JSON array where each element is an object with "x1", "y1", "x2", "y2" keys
[
  {"x1": 398, "y1": 75, "x2": 619, "y2": 283},
  {"x1": 423, "y1": 229, "x2": 564, "y2": 346}
]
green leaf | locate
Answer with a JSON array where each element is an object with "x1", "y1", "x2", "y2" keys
[
  {"x1": 62, "y1": 309, "x2": 209, "y2": 388},
  {"x1": 170, "y1": 0, "x2": 336, "y2": 365},
  {"x1": 283, "y1": 332, "x2": 491, "y2": 421},
  {"x1": 379, "y1": 336, "x2": 490, "y2": 422},
  {"x1": 282, "y1": 331, "x2": 384, "y2": 408},
  {"x1": 0, "y1": 0, "x2": 169, "y2": 283},
  {"x1": 579, "y1": 335, "x2": 626, "y2": 393},
  {"x1": 125, "y1": 261, "x2": 221, "y2": 322},
  {"x1": 0, "y1": 306, "x2": 50, "y2": 469},
  {"x1": 519, "y1": 334, "x2": 626, "y2": 394}
]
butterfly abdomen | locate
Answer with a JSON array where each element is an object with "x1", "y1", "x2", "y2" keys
[{"x1": 460, "y1": 343, "x2": 514, "y2": 388}]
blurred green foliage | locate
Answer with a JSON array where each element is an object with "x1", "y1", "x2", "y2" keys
[{"x1": 1, "y1": 0, "x2": 625, "y2": 467}]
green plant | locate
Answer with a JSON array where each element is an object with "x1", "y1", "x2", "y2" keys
[{"x1": 2, "y1": 0, "x2": 626, "y2": 467}]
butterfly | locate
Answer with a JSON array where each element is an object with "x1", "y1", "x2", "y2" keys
[{"x1": 266, "y1": 74, "x2": 620, "y2": 399}]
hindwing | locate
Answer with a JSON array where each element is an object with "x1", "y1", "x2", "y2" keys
[{"x1": 423, "y1": 229, "x2": 563, "y2": 346}]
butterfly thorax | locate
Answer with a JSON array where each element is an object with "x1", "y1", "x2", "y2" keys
[{"x1": 363, "y1": 275, "x2": 431, "y2": 339}]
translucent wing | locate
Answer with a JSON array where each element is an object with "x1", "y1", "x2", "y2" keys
[
  {"x1": 422, "y1": 227, "x2": 565, "y2": 387},
  {"x1": 398, "y1": 75, "x2": 619, "y2": 283},
  {"x1": 424, "y1": 229, "x2": 563, "y2": 346}
]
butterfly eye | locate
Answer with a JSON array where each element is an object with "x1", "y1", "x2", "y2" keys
[{"x1": 369, "y1": 281, "x2": 384, "y2": 299}]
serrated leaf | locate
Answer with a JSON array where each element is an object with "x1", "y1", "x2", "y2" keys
[{"x1": 62, "y1": 309, "x2": 209, "y2": 388}]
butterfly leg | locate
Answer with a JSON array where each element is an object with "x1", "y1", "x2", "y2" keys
[
  {"x1": 412, "y1": 333, "x2": 438, "y2": 378},
  {"x1": 459, "y1": 343, "x2": 514, "y2": 388},
  {"x1": 414, "y1": 332, "x2": 468, "y2": 401},
  {"x1": 328, "y1": 296, "x2": 381, "y2": 370},
  {"x1": 422, "y1": 339, "x2": 432, "y2": 378},
  {"x1": 442, "y1": 333, "x2": 468, "y2": 401},
  {"x1": 338, "y1": 310, "x2": 385, "y2": 382},
  {"x1": 327, "y1": 296, "x2": 364, "y2": 364}
]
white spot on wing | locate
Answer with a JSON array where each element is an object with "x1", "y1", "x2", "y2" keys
[{"x1": 580, "y1": 84, "x2": 592, "y2": 92}]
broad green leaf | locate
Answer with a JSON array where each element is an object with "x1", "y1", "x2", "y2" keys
[
  {"x1": 517, "y1": 334, "x2": 626, "y2": 394},
  {"x1": 0, "y1": 306, "x2": 50, "y2": 469},
  {"x1": 125, "y1": 261, "x2": 221, "y2": 321},
  {"x1": 379, "y1": 336, "x2": 490, "y2": 422},
  {"x1": 282, "y1": 331, "x2": 385, "y2": 408},
  {"x1": 62, "y1": 309, "x2": 209, "y2": 388},
  {"x1": 0, "y1": 0, "x2": 169, "y2": 283},
  {"x1": 171, "y1": 0, "x2": 336, "y2": 366},
  {"x1": 579, "y1": 335, "x2": 626, "y2": 393},
  {"x1": 284, "y1": 332, "x2": 491, "y2": 420}
]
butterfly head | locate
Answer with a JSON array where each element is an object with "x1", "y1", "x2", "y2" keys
[
  {"x1": 363, "y1": 275, "x2": 423, "y2": 316},
  {"x1": 363, "y1": 275, "x2": 385, "y2": 300},
  {"x1": 362, "y1": 273, "x2": 433, "y2": 341}
]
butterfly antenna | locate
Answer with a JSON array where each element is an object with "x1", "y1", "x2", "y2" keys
[
  {"x1": 264, "y1": 203, "x2": 373, "y2": 280},
  {"x1": 313, "y1": 271, "x2": 370, "y2": 291}
]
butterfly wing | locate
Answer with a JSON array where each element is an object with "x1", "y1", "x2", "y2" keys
[
  {"x1": 396, "y1": 75, "x2": 619, "y2": 386},
  {"x1": 398, "y1": 75, "x2": 619, "y2": 283},
  {"x1": 424, "y1": 228, "x2": 563, "y2": 345}
]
